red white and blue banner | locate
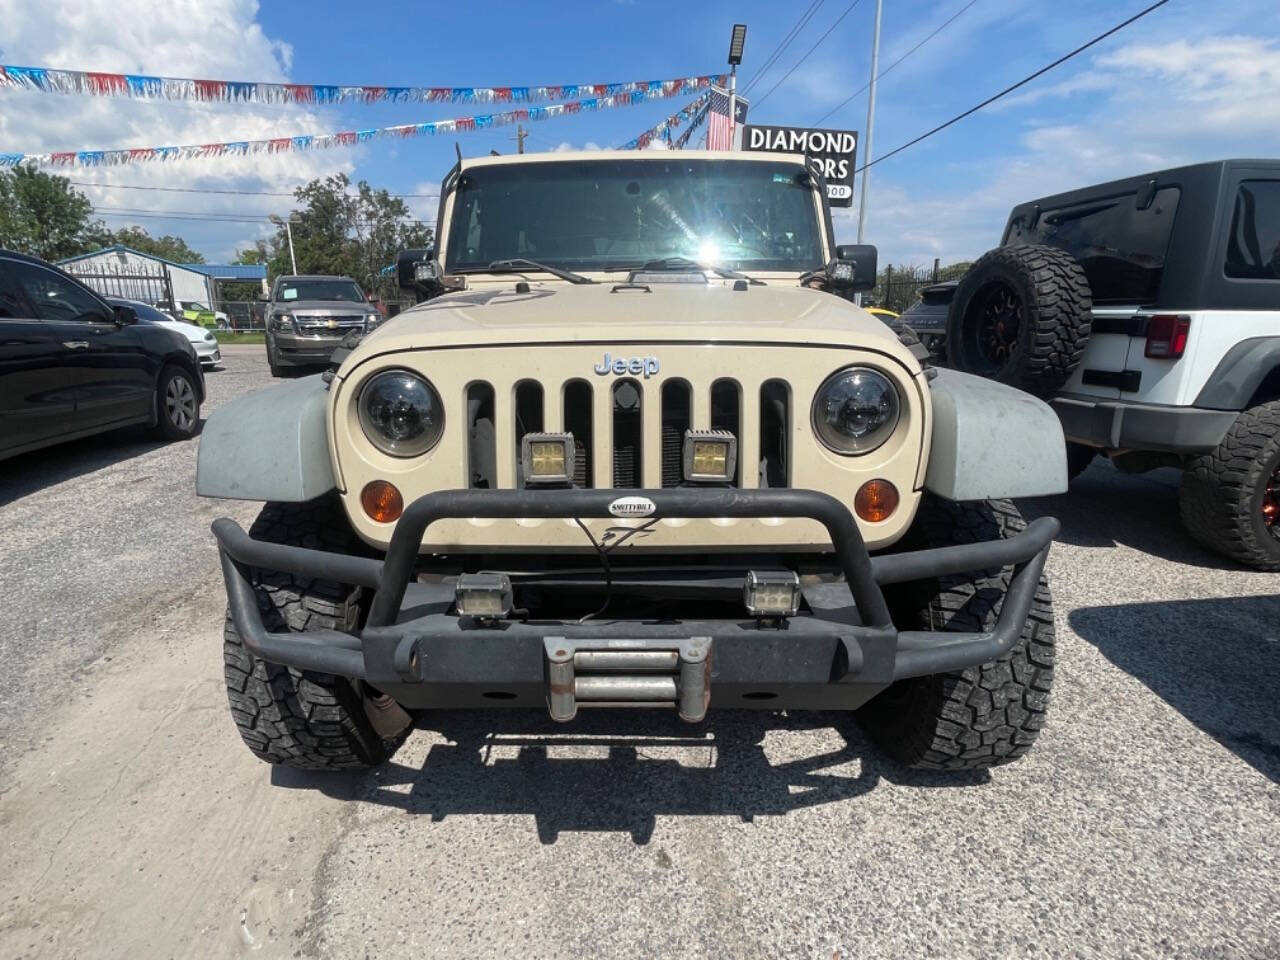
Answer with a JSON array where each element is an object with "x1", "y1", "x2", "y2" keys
[
  {"x1": 0, "y1": 63, "x2": 725, "y2": 107},
  {"x1": 622, "y1": 92, "x2": 710, "y2": 150},
  {"x1": 0, "y1": 93, "x2": 707, "y2": 168}
]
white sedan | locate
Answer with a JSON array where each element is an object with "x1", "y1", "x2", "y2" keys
[{"x1": 110, "y1": 298, "x2": 222, "y2": 367}]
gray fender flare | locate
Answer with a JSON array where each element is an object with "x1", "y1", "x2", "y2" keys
[
  {"x1": 1193, "y1": 336, "x2": 1280, "y2": 410},
  {"x1": 924, "y1": 368, "x2": 1067, "y2": 500},
  {"x1": 196, "y1": 374, "x2": 337, "y2": 501}
]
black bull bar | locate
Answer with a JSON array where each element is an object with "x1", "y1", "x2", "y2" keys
[{"x1": 213, "y1": 489, "x2": 1057, "y2": 719}]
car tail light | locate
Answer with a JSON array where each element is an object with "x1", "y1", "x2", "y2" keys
[{"x1": 1144, "y1": 315, "x2": 1191, "y2": 359}]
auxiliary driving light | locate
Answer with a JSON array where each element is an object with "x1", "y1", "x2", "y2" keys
[
  {"x1": 454, "y1": 573, "x2": 514, "y2": 619},
  {"x1": 683, "y1": 429, "x2": 738, "y2": 483},
  {"x1": 743, "y1": 570, "x2": 801, "y2": 618},
  {"x1": 521, "y1": 432, "x2": 576, "y2": 486}
]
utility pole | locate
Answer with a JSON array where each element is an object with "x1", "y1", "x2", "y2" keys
[
  {"x1": 855, "y1": 0, "x2": 882, "y2": 306},
  {"x1": 269, "y1": 214, "x2": 298, "y2": 275},
  {"x1": 514, "y1": 124, "x2": 527, "y2": 154}
]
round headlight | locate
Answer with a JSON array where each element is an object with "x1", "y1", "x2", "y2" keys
[
  {"x1": 812, "y1": 367, "x2": 901, "y2": 455},
  {"x1": 358, "y1": 370, "x2": 444, "y2": 457}
]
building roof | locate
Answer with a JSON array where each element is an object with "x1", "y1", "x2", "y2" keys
[
  {"x1": 180, "y1": 262, "x2": 267, "y2": 280},
  {"x1": 56, "y1": 244, "x2": 266, "y2": 280}
]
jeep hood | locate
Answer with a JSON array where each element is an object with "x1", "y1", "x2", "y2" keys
[{"x1": 342, "y1": 282, "x2": 918, "y2": 373}]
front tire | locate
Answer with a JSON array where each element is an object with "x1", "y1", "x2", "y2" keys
[
  {"x1": 223, "y1": 495, "x2": 404, "y2": 770},
  {"x1": 1179, "y1": 401, "x2": 1280, "y2": 570},
  {"x1": 153, "y1": 364, "x2": 200, "y2": 440},
  {"x1": 857, "y1": 496, "x2": 1056, "y2": 770},
  {"x1": 266, "y1": 336, "x2": 284, "y2": 378}
]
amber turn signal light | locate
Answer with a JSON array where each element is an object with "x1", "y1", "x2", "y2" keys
[
  {"x1": 854, "y1": 479, "x2": 899, "y2": 523},
  {"x1": 361, "y1": 480, "x2": 404, "y2": 523}
]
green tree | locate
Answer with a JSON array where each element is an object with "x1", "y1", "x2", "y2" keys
[
  {"x1": 264, "y1": 173, "x2": 433, "y2": 300},
  {"x1": 0, "y1": 166, "x2": 101, "y2": 261},
  {"x1": 106, "y1": 225, "x2": 206, "y2": 263}
]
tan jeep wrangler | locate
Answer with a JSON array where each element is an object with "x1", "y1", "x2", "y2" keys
[{"x1": 198, "y1": 150, "x2": 1067, "y2": 774}]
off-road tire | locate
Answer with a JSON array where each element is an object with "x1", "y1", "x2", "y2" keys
[
  {"x1": 1066, "y1": 441, "x2": 1096, "y2": 481},
  {"x1": 266, "y1": 336, "x2": 284, "y2": 378},
  {"x1": 223, "y1": 494, "x2": 403, "y2": 770},
  {"x1": 1178, "y1": 401, "x2": 1280, "y2": 570},
  {"x1": 153, "y1": 364, "x2": 200, "y2": 440},
  {"x1": 857, "y1": 496, "x2": 1056, "y2": 770},
  {"x1": 947, "y1": 244, "x2": 1092, "y2": 398}
]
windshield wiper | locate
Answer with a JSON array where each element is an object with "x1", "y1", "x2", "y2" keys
[
  {"x1": 482, "y1": 258, "x2": 595, "y2": 285},
  {"x1": 604, "y1": 256, "x2": 766, "y2": 285}
]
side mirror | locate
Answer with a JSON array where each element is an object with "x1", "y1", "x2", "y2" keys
[
  {"x1": 398, "y1": 247, "x2": 438, "y2": 295},
  {"x1": 113, "y1": 304, "x2": 137, "y2": 326},
  {"x1": 829, "y1": 244, "x2": 877, "y2": 291}
]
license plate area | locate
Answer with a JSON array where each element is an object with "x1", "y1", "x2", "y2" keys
[{"x1": 543, "y1": 636, "x2": 712, "y2": 723}]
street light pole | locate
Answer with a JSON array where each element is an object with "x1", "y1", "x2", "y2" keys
[
  {"x1": 728, "y1": 24, "x2": 747, "y2": 150},
  {"x1": 854, "y1": 0, "x2": 882, "y2": 307},
  {"x1": 269, "y1": 214, "x2": 298, "y2": 275},
  {"x1": 856, "y1": 0, "x2": 882, "y2": 246}
]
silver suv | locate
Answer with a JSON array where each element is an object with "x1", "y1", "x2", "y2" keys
[{"x1": 262, "y1": 274, "x2": 382, "y2": 376}]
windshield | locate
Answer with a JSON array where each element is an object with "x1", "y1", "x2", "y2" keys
[
  {"x1": 444, "y1": 158, "x2": 826, "y2": 273},
  {"x1": 182, "y1": 301, "x2": 209, "y2": 310},
  {"x1": 276, "y1": 280, "x2": 365, "y2": 303}
]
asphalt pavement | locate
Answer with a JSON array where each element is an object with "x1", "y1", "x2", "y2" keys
[{"x1": 0, "y1": 343, "x2": 1276, "y2": 959}]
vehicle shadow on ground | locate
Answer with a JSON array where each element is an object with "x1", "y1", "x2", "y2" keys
[
  {"x1": 1070, "y1": 594, "x2": 1280, "y2": 782},
  {"x1": 1019, "y1": 461, "x2": 1243, "y2": 571},
  {"x1": 0, "y1": 420, "x2": 205, "y2": 507},
  {"x1": 272, "y1": 711, "x2": 988, "y2": 844}
]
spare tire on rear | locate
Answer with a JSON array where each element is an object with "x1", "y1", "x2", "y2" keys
[{"x1": 946, "y1": 244, "x2": 1092, "y2": 398}]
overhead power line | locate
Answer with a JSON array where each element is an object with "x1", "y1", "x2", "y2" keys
[
  {"x1": 855, "y1": 0, "x2": 1171, "y2": 175},
  {"x1": 92, "y1": 206, "x2": 434, "y2": 226},
  {"x1": 752, "y1": 0, "x2": 865, "y2": 110},
  {"x1": 740, "y1": 0, "x2": 826, "y2": 97},
  {"x1": 68, "y1": 179, "x2": 440, "y2": 200},
  {"x1": 812, "y1": 0, "x2": 981, "y2": 126}
]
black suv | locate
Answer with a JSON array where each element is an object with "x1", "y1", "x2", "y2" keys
[{"x1": 0, "y1": 249, "x2": 205, "y2": 462}]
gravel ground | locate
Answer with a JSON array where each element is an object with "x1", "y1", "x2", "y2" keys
[{"x1": 0, "y1": 344, "x2": 1276, "y2": 959}]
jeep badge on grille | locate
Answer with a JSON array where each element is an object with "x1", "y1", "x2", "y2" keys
[{"x1": 594, "y1": 352, "x2": 660, "y2": 378}]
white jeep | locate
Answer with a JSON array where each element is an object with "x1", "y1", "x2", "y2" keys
[
  {"x1": 198, "y1": 150, "x2": 1066, "y2": 774},
  {"x1": 908, "y1": 159, "x2": 1280, "y2": 569}
]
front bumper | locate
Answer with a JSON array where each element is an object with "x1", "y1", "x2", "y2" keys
[
  {"x1": 274, "y1": 333, "x2": 345, "y2": 365},
  {"x1": 213, "y1": 489, "x2": 1057, "y2": 720}
]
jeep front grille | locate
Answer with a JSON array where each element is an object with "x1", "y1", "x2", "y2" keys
[{"x1": 463, "y1": 378, "x2": 789, "y2": 490}]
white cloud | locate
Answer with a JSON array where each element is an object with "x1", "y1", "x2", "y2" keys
[
  {"x1": 552, "y1": 140, "x2": 603, "y2": 152},
  {"x1": 0, "y1": 0, "x2": 356, "y2": 261},
  {"x1": 856, "y1": 33, "x2": 1280, "y2": 266}
]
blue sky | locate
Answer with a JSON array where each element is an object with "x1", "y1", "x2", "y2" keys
[{"x1": 2, "y1": 0, "x2": 1278, "y2": 264}]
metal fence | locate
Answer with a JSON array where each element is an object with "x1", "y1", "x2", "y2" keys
[
  {"x1": 202, "y1": 299, "x2": 417, "y2": 330},
  {"x1": 62, "y1": 259, "x2": 175, "y2": 309},
  {"x1": 872, "y1": 260, "x2": 943, "y2": 315}
]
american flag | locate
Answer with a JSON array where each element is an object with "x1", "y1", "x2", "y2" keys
[{"x1": 706, "y1": 86, "x2": 733, "y2": 150}]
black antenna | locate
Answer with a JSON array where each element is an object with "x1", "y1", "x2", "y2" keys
[{"x1": 455, "y1": 142, "x2": 463, "y2": 163}]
